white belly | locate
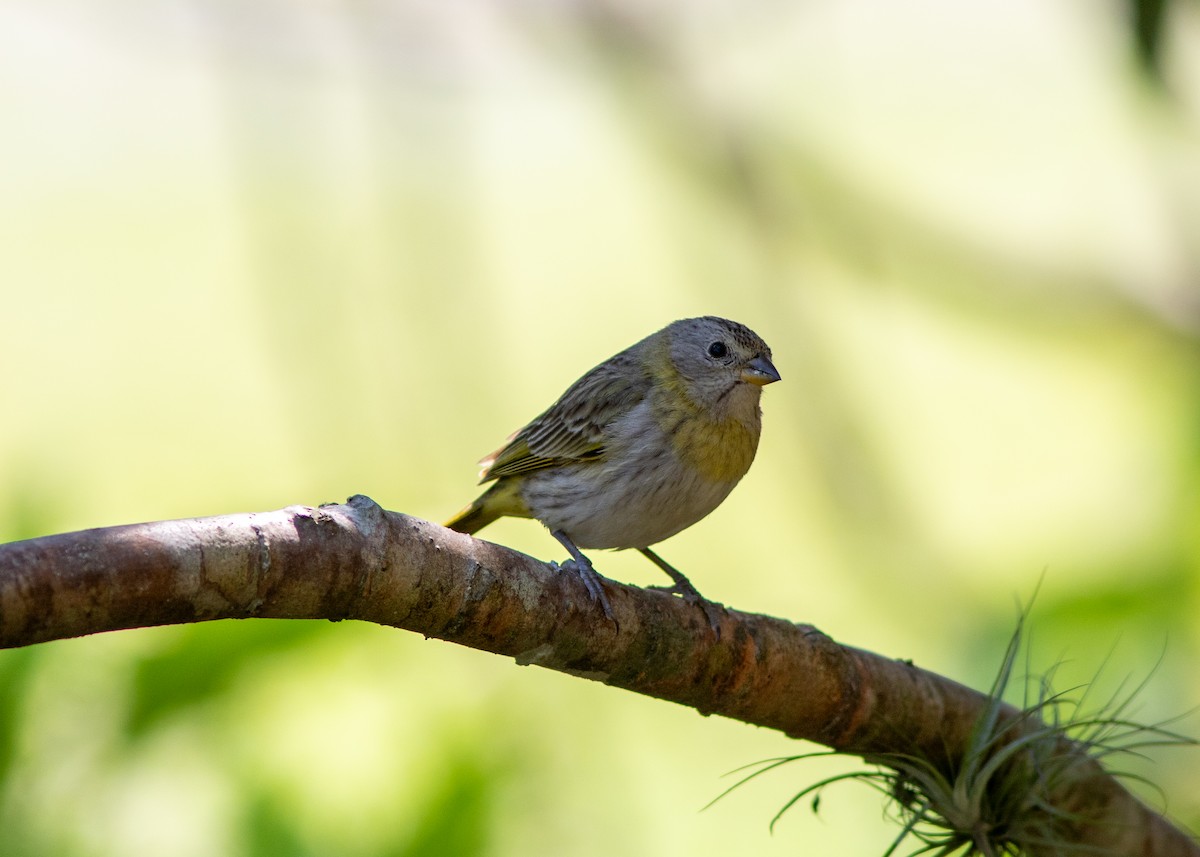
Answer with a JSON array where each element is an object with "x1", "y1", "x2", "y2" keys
[{"x1": 520, "y1": 437, "x2": 742, "y2": 550}]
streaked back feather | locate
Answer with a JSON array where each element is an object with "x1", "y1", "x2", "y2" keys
[{"x1": 481, "y1": 347, "x2": 652, "y2": 480}]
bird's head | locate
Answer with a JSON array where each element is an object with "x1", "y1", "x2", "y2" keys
[{"x1": 660, "y1": 316, "x2": 780, "y2": 418}]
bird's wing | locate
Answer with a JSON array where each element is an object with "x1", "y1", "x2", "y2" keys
[{"x1": 480, "y1": 351, "x2": 650, "y2": 480}]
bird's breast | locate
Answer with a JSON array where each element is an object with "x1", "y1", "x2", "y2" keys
[
  {"x1": 668, "y1": 409, "x2": 759, "y2": 483},
  {"x1": 519, "y1": 398, "x2": 762, "y2": 549}
]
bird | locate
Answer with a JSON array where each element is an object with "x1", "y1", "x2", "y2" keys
[{"x1": 445, "y1": 315, "x2": 780, "y2": 631}]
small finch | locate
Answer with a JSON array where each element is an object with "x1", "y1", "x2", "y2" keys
[{"x1": 445, "y1": 316, "x2": 780, "y2": 631}]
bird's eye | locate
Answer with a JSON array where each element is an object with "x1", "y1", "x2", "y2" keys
[{"x1": 707, "y1": 341, "x2": 728, "y2": 359}]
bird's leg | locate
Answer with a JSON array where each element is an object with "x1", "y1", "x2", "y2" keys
[
  {"x1": 550, "y1": 530, "x2": 617, "y2": 624},
  {"x1": 639, "y1": 548, "x2": 723, "y2": 635},
  {"x1": 640, "y1": 548, "x2": 703, "y2": 599}
]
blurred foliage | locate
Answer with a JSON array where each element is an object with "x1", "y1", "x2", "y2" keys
[
  {"x1": 242, "y1": 737, "x2": 505, "y2": 857},
  {"x1": 124, "y1": 621, "x2": 329, "y2": 740},
  {"x1": 2, "y1": 0, "x2": 1200, "y2": 855},
  {"x1": 0, "y1": 649, "x2": 36, "y2": 787},
  {"x1": 1132, "y1": 0, "x2": 1169, "y2": 79}
]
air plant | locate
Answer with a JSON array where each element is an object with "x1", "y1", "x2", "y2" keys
[{"x1": 709, "y1": 606, "x2": 1195, "y2": 856}]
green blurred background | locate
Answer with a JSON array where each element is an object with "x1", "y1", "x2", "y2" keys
[{"x1": 2, "y1": 1, "x2": 1200, "y2": 854}]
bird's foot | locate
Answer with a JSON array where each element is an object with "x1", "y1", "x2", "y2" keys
[
  {"x1": 646, "y1": 579, "x2": 703, "y2": 599},
  {"x1": 647, "y1": 583, "x2": 724, "y2": 637},
  {"x1": 549, "y1": 530, "x2": 618, "y2": 628},
  {"x1": 639, "y1": 548, "x2": 724, "y2": 637},
  {"x1": 552, "y1": 558, "x2": 617, "y2": 625}
]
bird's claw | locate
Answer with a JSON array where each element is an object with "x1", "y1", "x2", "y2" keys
[
  {"x1": 646, "y1": 581, "x2": 700, "y2": 599},
  {"x1": 695, "y1": 599, "x2": 725, "y2": 638},
  {"x1": 555, "y1": 559, "x2": 617, "y2": 626},
  {"x1": 636, "y1": 548, "x2": 723, "y2": 637},
  {"x1": 647, "y1": 581, "x2": 724, "y2": 637}
]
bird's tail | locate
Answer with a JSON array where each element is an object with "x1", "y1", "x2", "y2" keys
[
  {"x1": 444, "y1": 498, "x2": 500, "y2": 535},
  {"x1": 444, "y1": 481, "x2": 529, "y2": 535}
]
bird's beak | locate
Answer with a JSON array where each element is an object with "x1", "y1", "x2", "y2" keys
[{"x1": 741, "y1": 355, "x2": 781, "y2": 387}]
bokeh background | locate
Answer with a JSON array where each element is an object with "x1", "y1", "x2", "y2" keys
[{"x1": 3, "y1": 0, "x2": 1200, "y2": 854}]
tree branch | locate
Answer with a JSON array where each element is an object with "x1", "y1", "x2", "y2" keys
[{"x1": 0, "y1": 495, "x2": 1194, "y2": 854}]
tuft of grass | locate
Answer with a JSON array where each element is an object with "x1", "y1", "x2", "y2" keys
[{"x1": 707, "y1": 603, "x2": 1196, "y2": 856}]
